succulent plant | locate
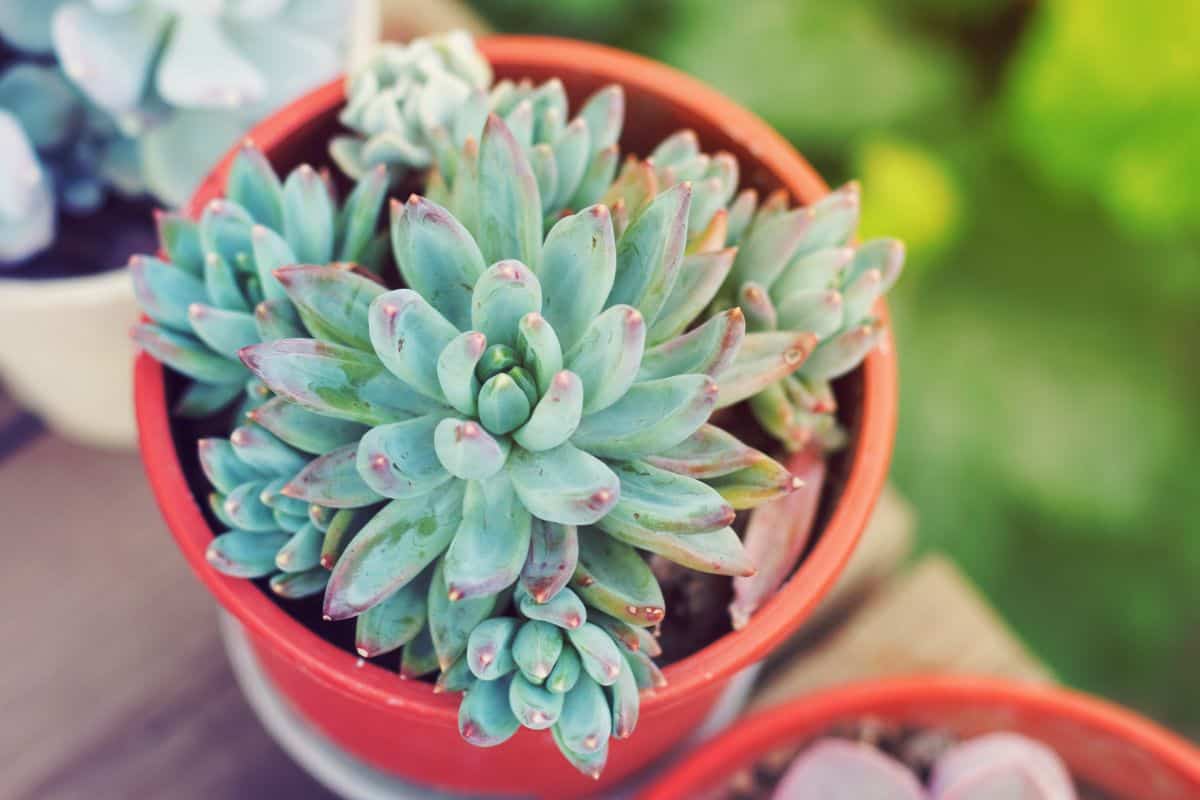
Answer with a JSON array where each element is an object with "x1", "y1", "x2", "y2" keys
[
  {"x1": 131, "y1": 144, "x2": 388, "y2": 418},
  {"x1": 0, "y1": 1, "x2": 369, "y2": 264},
  {"x1": 331, "y1": 30, "x2": 492, "y2": 179},
  {"x1": 200, "y1": 411, "x2": 370, "y2": 599},
  {"x1": 332, "y1": 33, "x2": 624, "y2": 227},
  {"x1": 776, "y1": 734, "x2": 1077, "y2": 799},
  {"x1": 436, "y1": 76, "x2": 624, "y2": 228},
  {"x1": 9, "y1": 0, "x2": 368, "y2": 208},
  {"x1": 714, "y1": 181, "x2": 904, "y2": 452},
  {"x1": 236, "y1": 114, "x2": 801, "y2": 769},
  {"x1": 0, "y1": 40, "x2": 137, "y2": 264}
]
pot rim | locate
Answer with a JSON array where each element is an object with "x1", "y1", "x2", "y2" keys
[
  {"x1": 135, "y1": 35, "x2": 898, "y2": 727},
  {"x1": 636, "y1": 676, "x2": 1200, "y2": 799}
]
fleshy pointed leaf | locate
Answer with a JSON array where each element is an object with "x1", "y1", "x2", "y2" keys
[
  {"x1": 467, "y1": 617, "x2": 520, "y2": 680},
  {"x1": 513, "y1": 620, "x2": 564, "y2": 684},
  {"x1": 391, "y1": 195, "x2": 486, "y2": 330},
  {"x1": 776, "y1": 289, "x2": 845, "y2": 339},
  {"x1": 519, "y1": 586, "x2": 586, "y2": 631},
  {"x1": 229, "y1": 423, "x2": 307, "y2": 475},
  {"x1": 572, "y1": 375, "x2": 719, "y2": 460},
  {"x1": 269, "y1": 567, "x2": 329, "y2": 599},
  {"x1": 538, "y1": 205, "x2": 616, "y2": 352},
  {"x1": 369, "y1": 289, "x2": 459, "y2": 402},
  {"x1": 275, "y1": 265, "x2": 384, "y2": 350},
  {"x1": 133, "y1": 323, "x2": 244, "y2": 384},
  {"x1": 546, "y1": 645, "x2": 582, "y2": 694},
  {"x1": 437, "y1": 331, "x2": 487, "y2": 416},
  {"x1": 608, "y1": 182, "x2": 691, "y2": 325},
  {"x1": 206, "y1": 530, "x2": 289, "y2": 578},
  {"x1": 175, "y1": 380, "x2": 243, "y2": 419},
  {"x1": 643, "y1": 424, "x2": 764, "y2": 479},
  {"x1": 227, "y1": 145, "x2": 283, "y2": 231},
  {"x1": 556, "y1": 673, "x2": 610, "y2": 755},
  {"x1": 476, "y1": 115, "x2": 542, "y2": 269},
  {"x1": 282, "y1": 164, "x2": 334, "y2": 264},
  {"x1": 573, "y1": 528, "x2": 665, "y2": 627},
  {"x1": 600, "y1": 460, "x2": 733, "y2": 534},
  {"x1": 357, "y1": 415, "x2": 451, "y2": 499},
  {"x1": 130, "y1": 255, "x2": 208, "y2": 331},
  {"x1": 400, "y1": 627, "x2": 440, "y2": 679},
  {"x1": 509, "y1": 673, "x2": 563, "y2": 730},
  {"x1": 459, "y1": 675, "x2": 519, "y2": 747},
  {"x1": 729, "y1": 207, "x2": 813, "y2": 289},
  {"x1": 513, "y1": 370, "x2": 583, "y2": 452},
  {"x1": 516, "y1": 312, "x2": 563, "y2": 394},
  {"x1": 354, "y1": 567, "x2": 430, "y2": 657},
  {"x1": 242, "y1": 338, "x2": 441, "y2": 425},
  {"x1": 608, "y1": 661, "x2": 639, "y2": 739},
  {"x1": 566, "y1": 623, "x2": 623, "y2": 686},
  {"x1": 520, "y1": 519, "x2": 579, "y2": 604},
  {"x1": 564, "y1": 304, "x2": 645, "y2": 414},
  {"x1": 187, "y1": 304, "x2": 259, "y2": 361},
  {"x1": 248, "y1": 397, "x2": 367, "y2": 455},
  {"x1": 638, "y1": 309, "x2": 739, "y2": 383},
  {"x1": 428, "y1": 561, "x2": 498, "y2": 670},
  {"x1": 253, "y1": 298, "x2": 305, "y2": 340},
  {"x1": 198, "y1": 437, "x2": 262, "y2": 494},
  {"x1": 443, "y1": 475, "x2": 531, "y2": 600},
  {"x1": 716, "y1": 332, "x2": 818, "y2": 409},
  {"x1": 320, "y1": 505, "x2": 379, "y2": 568},
  {"x1": 285, "y1": 444, "x2": 382, "y2": 509},
  {"x1": 508, "y1": 444, "x2": 619, "y2": 526},
  {"x1": 799, "y1": 323, "x2": 884, "y2": 382},
  {"x1": 647, "y1": 249, "x2": 738, "y2": 345},
  {"x1": 337, "y1": 165, "x2": 389, "y2": 264},
  {"x1": 471, "y1": 260, "x2": 542, "y2": 349},
  {"x1": 323, "y1": 486, "x2": 465, "y2": 620},
  {"x1": 275, "y1": 522, "x2": 324, "y2": 573}
]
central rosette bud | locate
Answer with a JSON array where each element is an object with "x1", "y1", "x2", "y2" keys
[{"x1": 474, "y1": 342, "x2": 540, "y2": 434}]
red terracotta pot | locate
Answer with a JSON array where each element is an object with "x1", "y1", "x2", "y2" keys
[
  {"x1": 638, "y1": 677, "x2": 1200, "y2": 800},
  {"x1": 134, "y1": 36, "x2": 899, "y2": 797}
]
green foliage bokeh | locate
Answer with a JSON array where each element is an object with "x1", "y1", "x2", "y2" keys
[{"x1": 470, "y1": 0, "x2": 1200, "y2": 736}]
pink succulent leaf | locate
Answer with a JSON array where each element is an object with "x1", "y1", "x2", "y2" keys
[
  {"x1": 728, "y1": 443, "x2": 826, "y2": 629},
  {"x1": 772, "y1": 739, "x2": 926, "y2": 800},
  {"x1": 930, "y1": 733, "x2": 1077, "y2": 800}
]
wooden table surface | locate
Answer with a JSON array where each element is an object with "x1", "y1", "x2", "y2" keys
[{"x1": 1, "y1": 432, "x2": 338, "y2": 800}]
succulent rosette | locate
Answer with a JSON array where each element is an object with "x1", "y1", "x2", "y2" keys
[
  {"x1": 716, "y1": 181, "x2": 904, "y2": 452},
  {"x1": 131, "y1": 144, "x2": 388, "y2": 417},
  {"x1": 199, "y1": 411, "x2": 368, "y2": 600},
  {"x1": 233, "y1": 115, "x2": 803, "y2": 769},
  {"x1": 332, "y1": 31, "x2": 624, "y2": 227}
]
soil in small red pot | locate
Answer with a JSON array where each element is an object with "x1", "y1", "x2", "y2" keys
[{"x1": 717, "y1": 718, "x2": 1118, "y2": 800}]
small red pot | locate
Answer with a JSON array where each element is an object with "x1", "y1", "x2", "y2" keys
[
  {"x1": 638, "y1": 677, "x2": 1200, "y2": 800},
  {"x1": 135, "y1": 36, "x2": 899, "y2": 797}
]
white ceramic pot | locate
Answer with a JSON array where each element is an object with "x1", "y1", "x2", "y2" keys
[{"x1": 0, "y1": 268, "x2": 137, "y2": 449}]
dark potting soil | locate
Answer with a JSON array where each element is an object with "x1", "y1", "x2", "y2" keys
[
  {"x1": 717, "y1": 718, "x2": 1118, "y2": 800},
  {"x1": 1, "y1": 192, "x2": 158, "y2": 281}
]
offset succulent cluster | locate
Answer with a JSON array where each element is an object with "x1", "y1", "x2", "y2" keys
[
  {"x1": 776, "y1": 734, "x2": 1077, "y2": 799},
  {"x1": 332, "y1": 30, "x2": 492, "y2": 179},
  {"x1": 333, "y1": 31, "x2": 623, "y2": 227},
  {"x1": 131, "y1": 145, "x2": 388, "y2": 417},
  {"x1": 0, "y1": 1, "x2": 365, "y2": 266},
  {"x1": 200, "y1": 410, "x2": 370, "y2": 600},
  {"x1": 716, "y1": 182, "x2": 904, "y2": 451}
]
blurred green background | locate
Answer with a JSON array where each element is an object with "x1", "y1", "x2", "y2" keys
[{"x1": 466, "y1": 0, "x2": 1200, "y2": 735}]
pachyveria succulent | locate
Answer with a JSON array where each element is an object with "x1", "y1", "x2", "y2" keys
[
  {"x1": 776, "y1": 734, "x2": 1077, "y2": 800},
  {"x1": 238, "y1": 114, "x2": 801, "y2": 769},
  {"x1": 715, "y1": 181, "x2": 904, "y2": 452},
  {"x1": 131, "y1": 144, "x2": 388, "y2": 417}
]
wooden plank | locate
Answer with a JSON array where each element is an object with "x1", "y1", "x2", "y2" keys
[
  {"x1": 0, "y1": 434, "x2": 332, "y2": 799},
  {"x1": 751, "y1": 555, "x2": 1055, "y2": 711}
]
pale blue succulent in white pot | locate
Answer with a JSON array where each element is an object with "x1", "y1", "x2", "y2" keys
[{"x1": 0, "y1": 0, "x2": 378, "y2": 448}]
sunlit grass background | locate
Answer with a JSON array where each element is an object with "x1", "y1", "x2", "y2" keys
[{"x1": 466, "y1": 0, "x2": 1200, "y2": 735}]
